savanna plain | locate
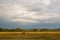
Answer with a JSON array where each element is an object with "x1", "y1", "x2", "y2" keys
[{"x1": 0, "y1": 32, "x2": 60, "y2": 40}]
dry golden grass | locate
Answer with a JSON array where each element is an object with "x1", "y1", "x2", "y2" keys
[
  {"x1": 0, "y1": 32, "x2": 60, "y2": 36},
  {"x1": 0, "y1": 32, "x2": 60, "y2": 40}
]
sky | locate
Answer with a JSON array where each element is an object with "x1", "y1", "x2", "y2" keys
[{"x1": 0, "y1": 0, "x2": 60, "y2": 29}]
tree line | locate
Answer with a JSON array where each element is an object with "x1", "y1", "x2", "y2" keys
[{"x1": 0, "y1": 28, "x2": 60, "y2": 32}]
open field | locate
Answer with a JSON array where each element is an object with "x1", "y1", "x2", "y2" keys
[{"x1": 0, "y1": 32, "x2": 60, "y2": 40}]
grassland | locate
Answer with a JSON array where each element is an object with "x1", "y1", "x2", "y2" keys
[{"x1": 0, "y1": 32, "x2": 60, "y2": 40}]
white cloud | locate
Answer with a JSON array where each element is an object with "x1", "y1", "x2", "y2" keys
[
  {"x1": 42, "y1": 0, "x2": 51, "y2": 5},
  {"x1": 0, "y1": 0, "x2": 60, "y2": 23}
]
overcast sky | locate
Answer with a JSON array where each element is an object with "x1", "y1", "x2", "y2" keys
[{"x1": 0, "y1": 0, "x2": 60, "y2": 29}]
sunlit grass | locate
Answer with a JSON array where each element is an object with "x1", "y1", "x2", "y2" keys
[{"x1": 0, "y1": 32, "x2": 60, "y2": 40}]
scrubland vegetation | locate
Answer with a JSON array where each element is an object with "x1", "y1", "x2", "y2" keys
[
  {"x1": 0, "y1": 28, "x2": 60, "y2": 40},
  {"x1": 0, "y1": 28, "x2": 60, "y2": 32}
]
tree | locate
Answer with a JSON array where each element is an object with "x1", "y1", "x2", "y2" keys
[
  {"x1": 0, "y1": 28, "x2": 3, "y2": 31},
  {"x1": 33, "y1": 28, "x2": 39, "y2": 32},
  {"x1": 16, "y1": 28, "x2": 22, "y2": 32},
  {"x1": 40, "y1": 28, "x2": 49, "y2": 32}
]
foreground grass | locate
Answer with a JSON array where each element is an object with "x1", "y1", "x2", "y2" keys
[{"x1": 0, "y1": 32, "x2": 60, "y2": 40}]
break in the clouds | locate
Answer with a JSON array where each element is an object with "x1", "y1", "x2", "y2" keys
[{"x1": 0, "y1": 0, "x2": 60, "y2": 29}]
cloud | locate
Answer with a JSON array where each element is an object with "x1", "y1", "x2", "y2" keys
[
  {"x1": 0, "y1": 0, "x2": 60, "y2": 28},
  {"x1": 0, "y1": 0, "x2": 60, "y2": 23}
]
